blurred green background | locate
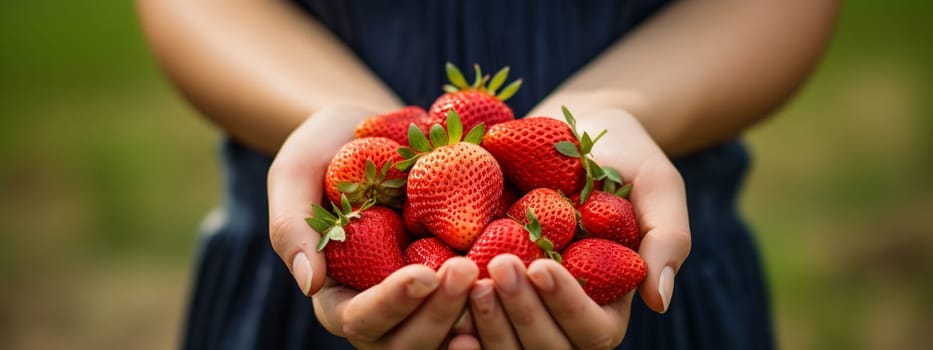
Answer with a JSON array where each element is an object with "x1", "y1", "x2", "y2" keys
[{"x1": 1, "y1": 1, "x2": 930, "y2": 349}]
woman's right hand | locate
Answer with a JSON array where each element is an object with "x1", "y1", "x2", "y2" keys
[
  {"x1": 312, "y1": 258, "x2": 479, "y2": 349},
  {"x1": 267, "y1": 105, "x2": 478, "y2": 349}
]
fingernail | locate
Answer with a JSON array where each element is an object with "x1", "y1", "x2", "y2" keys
[
  {"x1": 495, "y1": 263, "x2": 519, "y2": 295},
  {"x1": 658, "y1": 266, "x2": 675, "y2": 313},
  {"x1": 444, "y1": 265, "x2": 472, "y2": 296},
  {"x1": 453, "y1": 310, "x2": 470, "y2": 330},
  {"x1": 471, "y1": 283, "x2": 495, "y2": 316},
  {"x1": 292, "y1": 252, "x2": 312, "y2": 296},
  {"x1": 407, "y1": 273, "x2": 439, "y2": 298},
  {"x1": 528, "y1": 266, "x2": 555, "y2": 292}
]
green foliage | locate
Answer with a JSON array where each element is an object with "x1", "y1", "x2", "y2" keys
[
  {"x1": 443, "y1": 62, "x2": 522, "y2": 101},
  {"x1": 445, "y1": 62, "x2": 469, "y2": 89},
  {"x1": 446, "y1": 110, "x2": 464, "y2": 144},
  {"x1": 463, "y1": 123, "x2": 486, "y2": 145}
]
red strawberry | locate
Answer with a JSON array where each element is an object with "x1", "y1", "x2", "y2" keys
[
  {"x1": 506, "y1": 188, "x2": 576, "y2": 251},
  {"x1": 482, "y1": 117, "x2": 582, "y2": 194},
  {"x1": 307, "y1": 197, "x2": 407, "y2": 291},
  {"x1": 399, "y1": 110, "x2": 504, "y2": 250},
  {"x1": 428, "y1": 63, "x2": 522, "y2": 131},
  {"x1": 402, "y1": 199, "x2": 429, "y2": 238},
  {"x1": 572, "y1": 190, "x2": 641, "y2": 250},
  {"x1": 495, "y1": 185, "x2": 520, "y2": 218},
  {"x1": 405, "y1": 237, "x2": 458, "y2": 271},
  {"x1": 355, "y1": 106, "x2": 430, "y2": 145},
  {"x1": 562, "y1": 238, "x2": 647, "y2": 305},
  {"x1": 324, "y1": 137, "x2": 407, "y2": 207},
  {"x1": 466, "y1": 215, "x2": 557, "y2": 279},
  {"x1": 482, "y1": 107, "x2": 622, "y2": 202}
]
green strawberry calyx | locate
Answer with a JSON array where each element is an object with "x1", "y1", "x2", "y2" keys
[
  {"x1": 395, "y1": 109, "x2": 485, "y2": 171},
  {"x1": 556, "y1": 190, "x2": 592, "y2": 240},
  {"x1": 603, "y1": 182, "x2": 633, "y2": 199},
  {"x1": 443, "y1": 62, "x2": 523, "y2": 101},
  {"x1": 306, "y1": 194, "x2": 376, "y2": 252},
  {"x1": 554, "y1": 106, "x2": 631, "y2": 204},
  {"x1": 336, "y1": 159, "x2": 407, "y2": 208},
  {"x1": 523, "y1": 209, "x2": 562, "y2": 263}
]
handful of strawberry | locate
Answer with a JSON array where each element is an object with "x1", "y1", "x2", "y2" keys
[{"x1": 307, "y1": 63, "x2": 647, "y2": 305}]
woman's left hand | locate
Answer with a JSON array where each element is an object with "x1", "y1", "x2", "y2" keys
[{"x1": 464, "y1": 108, "x2": 692, "y2": 349}]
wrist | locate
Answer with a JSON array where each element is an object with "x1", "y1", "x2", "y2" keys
[
  {"x1": 526, "y1": 89, "x2": 650, "y2": 121},
  {"x1": 528, "y1": 95, "x2": 695, "y2": 156}
]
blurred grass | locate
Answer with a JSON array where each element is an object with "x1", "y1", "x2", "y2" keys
[
  {"x1": 0, "y1": 2, "x2": 217, "y2": 349},
  {"x1": 742, "y1": 1, "x2": 933, "y2": 349},
  {"x1": 0, "y1": 1, "x2": 931, "y2": 349}
]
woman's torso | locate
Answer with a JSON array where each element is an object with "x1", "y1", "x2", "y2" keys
[{"x1": 293, "y1": 0, "x2": 669, "y2": 114}]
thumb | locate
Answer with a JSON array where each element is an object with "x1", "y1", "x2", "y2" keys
[
  {"x1": 266, "y1": 106, "x2": 373, "y2": 295},
  {"x1": 631, "y1": 161, "x2": 691, "y2": 313}
]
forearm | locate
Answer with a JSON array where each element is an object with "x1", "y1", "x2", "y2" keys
[
  {"x1": 137, "y1": 0, "x2": 403, "y2": 154},
  {"x1": 529, "y1": 0, "x2": 839, "y2": 156}
]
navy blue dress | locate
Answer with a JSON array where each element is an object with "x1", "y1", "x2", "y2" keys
[{"x1": 182, "y1": 1, "x2": 775, "y2": 349}]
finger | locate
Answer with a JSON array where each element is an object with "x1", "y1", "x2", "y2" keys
[
  {"x1": 267, "y1": 107, "x2": 373, "y2": 296},
  {"x1": 311, "y1": 278, "x2": 359, "y2": 336},
  {"x1": 629, "y1": 158, "x2": 690, "y2": 313},
  {"x1": 527, "y1": 259, "x2": 632, "y2": 349},
  {"x1": 340, "y1": 264, "x2": 440, "y2": 342},
  {"x1": 470, "y1": 279, "x2": 521, "y2": 350},
  {"x1": 388, "y1": 257, "x2": 478, "y2": 349},
  {"x1": 451, "y1": 309, "x2": 474, "y2": 335},
  {"x1": 487, "y1": 254, "x2": 572, "y2": 350},
  {"x1": 447, "y1": 334, "x2": 481, "y2": 350}
]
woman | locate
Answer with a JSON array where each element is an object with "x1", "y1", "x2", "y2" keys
[{"x1": 138, "y1": 0, "x2": 838, "y2": 349}]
